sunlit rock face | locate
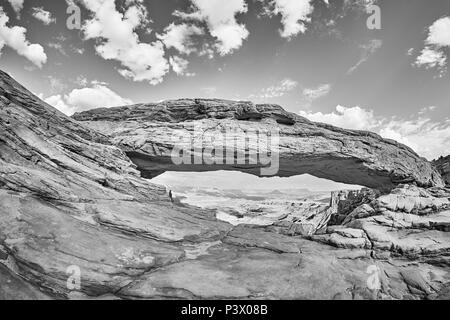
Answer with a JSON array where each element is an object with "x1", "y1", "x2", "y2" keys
[
  {"x1": 72, "y1": 99, "x2": 444, "y2": 190},
  {"x1": 0, "y1": 69, "x2": 449, "y2": 300},
  {"x1": 313, "y1": 185, "x2": 450, "y2": 264},
  {"x1": 434, "y1": 156, "x2": 450, "y2": 187},
  {"x1": 268, "y1": 202, "x2": 333, "y2": 236},
  {"x1": 0, "y1": 70, "x2": 230, "y2": 298},
  {"x1": 328, "y1": 188, "x2": 381, "y2": 225}
]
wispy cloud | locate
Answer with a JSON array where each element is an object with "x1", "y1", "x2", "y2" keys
[
  {"x1": 7, "y1": 0, "x2": 24, "y2": 17},
  {"x1": 250, "y1": 78, "x2": 298, "y2": 99},
  {"x1": 169, "y1": 56, "x2": 195, "y2": 77},
  {"x1": 347, "y1": 39, "x2": 382, "y2": 75},
  {"x1": 200, "y1": 86, "x2": 218, "y2": 97},
  {"x1": 302, "y1": 83, "x2": 331, "y2": 102}
]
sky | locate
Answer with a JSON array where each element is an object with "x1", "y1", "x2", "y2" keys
[
  {"x1": 151, "y1": 171, "x2": 364, "y2": 192},
  {"x1": 0, "y1": 0, "x2": 449, "y2": 165}
]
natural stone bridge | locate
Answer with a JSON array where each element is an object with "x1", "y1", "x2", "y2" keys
[{"x1": 73, "y1": 99, "x2": 444, "y2": 190}]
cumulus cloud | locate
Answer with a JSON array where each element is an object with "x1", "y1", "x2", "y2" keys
[
  {"x1": 41, "y1": 83, "x2": 132, "y2": 116},
  {"x1": 169, "y1": 56, "x2": 195, "y2": 76},
  {"x1": 80, "y1": 0, "x2": 169, "y2": 84},
  {"x1": 300, "y1": 105, "x2": 449, "y2": 160},
  {"x1": 426, "y1": 16, "x2": 450, "y2": 47},
  {"x1": 300, "y1": 105, "x2": 379, "y2": 131},
  {"x1": 347, "y1": 39, "x2": 382, "y2": 74},
  {"x1": 32, "y1": 7, "x2": 56, "y2": 25},
  {"x1": 270, "y1": 0, "x2": 315, "y2": 39},
  {"x1": 157, "y1": 23, "x2": 204, "y2": 55},
  {"x1": 175, "y1": 0, "x2": 249, "y2": 55},
  {"x1": 415, "y1": 47, "x2": 446, "y2": 70},
  {"x1": 66, "y1": 85, "x2": 132, "y2": 111},
  {"x1": 42, "y1": 94, "x2": 71, "y2": 114},
  {"x1": 7, "y1": 0, "x2": 24, "y2": 16},
  {"x1": 0, "y1": 8, "x2": 47, "y2": 68},
  {"x1": 415, "y1": 17, "x2": 450, "y2": 75},
  {"x1": 250, "y1": 78, "x2": 298, "y2": 99}
]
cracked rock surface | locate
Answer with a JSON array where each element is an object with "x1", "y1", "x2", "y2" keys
[{"x1": 0, "y1": 70, "x2": 449, "y2": 300}]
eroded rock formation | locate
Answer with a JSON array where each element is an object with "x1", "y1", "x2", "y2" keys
[
  {"x1": 73, "y1": 99, "x2": 444, "y2": 190},
  {"x1": 328, "y1": 188, "x2": 381, "y2": 225},
  {"x1": 268, "y1": 202, "x2": 333, "y2": 236},
  {"x1": 434, "y1": 156, "x2": 450, "y2": 187},
  {"x1": 313, "y1": 184, "x2": 450, "y2": 258},
  {"x1": 0, "y1": 69, "x2": 449, "y2": 300}
]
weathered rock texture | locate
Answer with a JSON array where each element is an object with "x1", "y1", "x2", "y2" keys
[
  {"x1": 313, "y1": 185, "x2": 450, "y2": 262},
  {"x1": 73, "y1": 99, "x2": 444, "y2": 190},
  {"x1": 328, "y1": 188, "x2": 381, "y2": 225},
  {"x1": 434, "y1": 156, "x2": 450, "y2": 187},
  {"x1": 0, "y1": 70, "x2": 229, "y2": 298},
  {"x1": 268, "y1": 202, "x2": 334, "y2": 236},
  {"x1": 0, "y1": 69, "x2": 449, "y2": 300}
]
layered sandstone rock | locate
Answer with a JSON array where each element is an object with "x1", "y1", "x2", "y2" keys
[
  {"x1": 73, "y1": 99, "x2": 444, "y2": 190},
  {"x1": 268, "y1": 202, "x2": 334, "y2": 236},
  {"x1": 328, "y1": 188, "x2": 381, "y2": 225},
  {"x1": 434, "y1": 156, "x2": 450, "y2": 187},
  {"x1": 0, "y1": 69, "x2": 449, "y2": 300},
  {"x1": 0, "y1": 70, "x2": 230, "y2": 298},
  {"x1": 312, "y1": 185, "x2": 450, "y2": 267}
]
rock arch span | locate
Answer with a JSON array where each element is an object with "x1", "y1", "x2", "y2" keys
[{"x1": 72, "y1": 99, "x2": 444, "y2": 190}]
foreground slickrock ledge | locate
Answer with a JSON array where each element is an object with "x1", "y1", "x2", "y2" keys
[
  {"x1": 0, "y1": 69, "x2": 449, "y2": 300},
  {"x1": 0, "y1": 70, "x2": 229, "y2": 299}
]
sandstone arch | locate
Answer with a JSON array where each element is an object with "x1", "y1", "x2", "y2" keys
[{"x1": 73, "y1": 99, "x2": 444, "y2": 190}]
